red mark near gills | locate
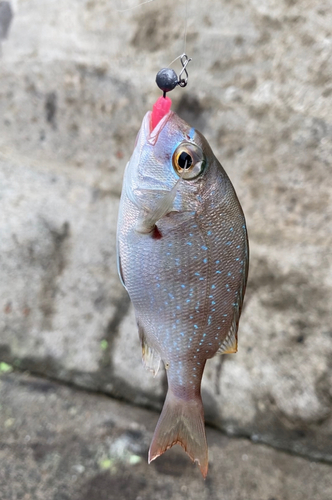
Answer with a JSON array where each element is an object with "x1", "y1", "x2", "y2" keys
[
  {"x1": 152, "y1": 225, "x2": 162, "y2": 239},
  {"x1": 151, "y1": 96, "x2": 172, "y2": 131}
]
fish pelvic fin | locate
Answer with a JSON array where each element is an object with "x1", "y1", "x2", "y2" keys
[{"x1": 148, "y1": 390, "x2": 208, "y2": 478}]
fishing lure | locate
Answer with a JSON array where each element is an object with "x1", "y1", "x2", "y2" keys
[{"x1": 116, "y1": 57, "x2": 249, "y2": 477}]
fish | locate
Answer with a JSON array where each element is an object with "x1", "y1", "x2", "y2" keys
[{"x1": 116, "y1": 98, "x2": 249, "y2": 478}]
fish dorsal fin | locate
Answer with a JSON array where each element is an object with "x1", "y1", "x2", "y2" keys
[
  {"x1": 137, "y1": 321, "x2": 161, "y2": 377},
  {"x1": 218, "y1": 227, "x2": 249, "y2": 355},
  {"x1": 217, "y1": 311, "x2": 238, "y2": 355}
]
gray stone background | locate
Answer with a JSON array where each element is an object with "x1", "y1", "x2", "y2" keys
[{"x1": 0, "y1": 0, "x2": 331, "y2": 498}]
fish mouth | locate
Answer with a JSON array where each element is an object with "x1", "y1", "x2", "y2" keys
[{"x1": 142, "y1": 110, "x2": 173, "y2": 146}]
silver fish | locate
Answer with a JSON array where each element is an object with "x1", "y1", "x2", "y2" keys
[{"x1": 116, "y1": 108, "x2": 249, "y2": 477}]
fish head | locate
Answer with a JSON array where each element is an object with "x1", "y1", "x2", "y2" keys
[{"x1": 124, "y1": 110, "x2": 226, "y2": 218}]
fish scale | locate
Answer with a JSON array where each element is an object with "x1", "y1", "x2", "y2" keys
[{"x1": 117, "y1": 108, "x2": 249, "y2": 477}]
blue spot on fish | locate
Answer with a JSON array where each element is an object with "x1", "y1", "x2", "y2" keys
[{"x1": 201, "y1": 245, "x2": 208, "y2": 251}]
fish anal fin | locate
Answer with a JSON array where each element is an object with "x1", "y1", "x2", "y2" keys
[
  {"x1": 142, "y1": 340, "x2": 161, "y2": 377},
  {"x1": 138, "y1": 321, "x2": 161, "y2": 377},
  {"x1": 148, "y1": 391, "x2": 208, "y2": 478}
]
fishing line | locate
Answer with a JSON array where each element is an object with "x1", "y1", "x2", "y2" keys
[
  {"x1": 183, "y1": 0, "x2": 188, "y2": 55},
  {"x1": 115, "y1": 0, "x2": 192, "y2": 88},
  {"x1": 156, "y1": 0, "x2": 192, "y2": 97},
  {"x1": 116, "y1": 0, "x2": 193, "y2": 130},
  {"x1": 115, "y1": 0, "x2": 156, "y2": 13}
]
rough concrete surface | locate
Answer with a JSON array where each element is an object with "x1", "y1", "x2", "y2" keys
[
  {"x1": 1, "y1": 371, "x2": 332, "y2": 500},
  {"x1": 0, "y1": 0, "x2": 332, "y2": 486}
]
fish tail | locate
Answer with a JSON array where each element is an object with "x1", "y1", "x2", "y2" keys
[{"x1": 148, "y1": 390, "x2": 208, "y2": 478}]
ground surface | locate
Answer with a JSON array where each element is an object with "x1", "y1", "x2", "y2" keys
[{"x1": 1, "y1": 371, "x2": 332, "y2": 500}]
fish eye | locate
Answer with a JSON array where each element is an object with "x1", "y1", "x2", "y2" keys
[
  {"x1": 178, "y1": 152, "x2": 193, "y2": 170},
  {"x1": 172, "y1": 142, "x2": 205, "y2": 180}
]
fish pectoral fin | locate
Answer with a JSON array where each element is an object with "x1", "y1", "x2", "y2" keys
[
  {"x1": 135, "y1": 180, "x2": 182, "y2": 234},
  {"x1": 138, "y1": 322, "x2": 161, "y2": 377},
  {"x1": 217, "y1": 312, "x2": 238, "y2": 355}
]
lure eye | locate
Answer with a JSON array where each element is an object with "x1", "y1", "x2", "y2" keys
[{"x1": 172, "y1": 142, "x2": 205, "y2": 180}]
